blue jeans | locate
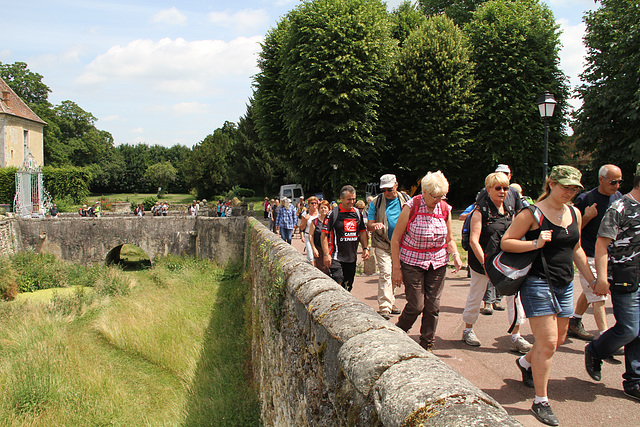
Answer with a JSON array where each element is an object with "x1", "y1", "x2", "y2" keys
[
  {"x1": 280, "y1": 227, "x2": 293, "y2": 244},
  {"x1": 519, "y1": 276, "x2": 574, "y2": 318},
  {"x1": 589, "y1": 289, "x2": 640, "y2": 391}
]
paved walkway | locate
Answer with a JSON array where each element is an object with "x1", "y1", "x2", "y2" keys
[{"x1": 275, "y1": 218, "x2": 639, "y2": 427}]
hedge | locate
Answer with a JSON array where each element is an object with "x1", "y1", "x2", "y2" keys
[{"x1": 0, "y1": 167, "x2": 18, "y2": 205}]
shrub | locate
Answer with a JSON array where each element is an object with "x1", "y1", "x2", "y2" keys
[
  {"x1": 142, "y1": 196, "x2": 158, "y2": 211},
  {"x1": 0, "y1": 167, "x2": 18, "y2": 204},
  {"x1": 43, "y1": 166, "x2": 92, "y2": 204},
  {"x1": 0, "y1": 256, "x2": 18, "y2": 300},
  {"x1": 11, "y1": 252, "x2": 65, "y2": 292}
]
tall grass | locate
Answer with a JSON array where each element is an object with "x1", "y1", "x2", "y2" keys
[{"x1": 0, "y1": 255, "x2": 259, "y2": 426}]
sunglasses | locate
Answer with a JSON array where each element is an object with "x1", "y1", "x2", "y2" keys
[
  {"x1": 609, "y1": 179, "x2": 623, "y2": 186},
  {"x1": 558, "y1": 184, "x2": 580, "y2": 194},
  {"x1": 494, "y1": 186, "x2": 509, "y2": 191}
]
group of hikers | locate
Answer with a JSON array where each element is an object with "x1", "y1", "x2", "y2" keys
[{"x1": 266, "y1": 164, "x2": 639, "y2": 426}]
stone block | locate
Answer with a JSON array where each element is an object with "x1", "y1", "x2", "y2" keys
[
  {"x1": 338, "y1": 328, "x2": 431, "y2": 396},
  {"x1": 372, "y1": 358, "x2": 521, "y2": 427}
]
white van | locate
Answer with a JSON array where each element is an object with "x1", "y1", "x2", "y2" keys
[{"x1": 279, "y1": 184, "x2": 304, "y2": 202}]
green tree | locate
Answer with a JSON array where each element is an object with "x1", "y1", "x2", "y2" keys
[
  {"x1": 183, "y1": 123, "x2": 235, "y2": 198},
  {"x1": 254, "y1": 19, "x2": 290, "y2": 162},
  {"x1": 117, "y1": 144, "x2": 153, "y2": 193},
  {"x1": 0, "y1": 61, "x2": 51, "y2": 105},
  {"x1": 419, "y1": 0, "x2": 487, "y2": 25},
  {"x1": 255, "y1": 0, "x2": 395, "y2": 196},
  {"x1": 144, "y1": 161, "x2": 177, "y2": 193},
  {"x1": 463, "y1": 0, "x2": 569, "y2": 197},
  {"x1": 231, "y1": 102, "x2": 288, "y2": 196},
  {"x1": 573, "y1": 0, "x2": 640, "y2": 188},
  {"x1": 389, "y1": 1, "x2": 428, "y2": 47},
  {"x1": 381, "y1": 15, "x2": 476, "y2": 191}
]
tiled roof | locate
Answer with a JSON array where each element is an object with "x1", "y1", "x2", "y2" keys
[{"x1": 0, "y1": 77, "x2": 46, "y2": 125}]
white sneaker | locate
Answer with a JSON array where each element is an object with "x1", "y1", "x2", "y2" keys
[
  {"x1": 511, "y1": 336, "x2": 533, "y2": 354},
  {"x1": 463, "y1": 329, "x2": 481, "y2": 346}
]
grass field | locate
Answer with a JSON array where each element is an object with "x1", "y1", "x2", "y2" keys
[{"x1": 0, "y1": 255, "x2": 259, "y2": 426}]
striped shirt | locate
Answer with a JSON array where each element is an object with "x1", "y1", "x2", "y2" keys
[{"x1": 399, "y1": 197, "x2": 449, "y2": 270}]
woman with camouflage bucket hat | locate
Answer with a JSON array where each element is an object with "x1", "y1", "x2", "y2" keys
[{"x1": 501, "y1": 165, "x2": 597, "y2": 426}]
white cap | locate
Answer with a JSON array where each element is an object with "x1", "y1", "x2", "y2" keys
[
  {"x1": 495, "y1": 164, "x2": 511, "y2": 174},
  {"x1": 380, "y1": 174, "x2": 397, "y2": 189}
]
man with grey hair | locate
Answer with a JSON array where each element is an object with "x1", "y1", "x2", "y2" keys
[
  {"x1": 322, "y1": 185, "x2": 370, "y2": 291},
  {"x1": 570, "y1": 164, "x2": 623, "y2": 341},
  {"x1": 368, "y1": 174, "x2": 411, "y2": 319}
]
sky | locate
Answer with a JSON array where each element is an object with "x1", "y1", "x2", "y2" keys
[{"x1": 1, "y1": 0, "x2": 598, "y2": 148}]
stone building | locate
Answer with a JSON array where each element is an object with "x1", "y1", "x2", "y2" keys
[{"x1": 0, "y1": 77, "x2": 46, "y2": 168}]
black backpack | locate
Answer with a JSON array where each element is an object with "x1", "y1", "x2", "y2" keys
[{"x1": 461, "y1": 189, "x2": 516, "y2": 252}]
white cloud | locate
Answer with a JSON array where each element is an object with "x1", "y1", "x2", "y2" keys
[
  {"x1": 207, "y1": 9, "x2": 269, "y2": 34},
  {"x1": 101, "y1": 114, "x2": 121, "y2": 122},
  {"x1": 172, "y1": 101, "x2": 209, "y2": 116},
  {"x1": 152, "y1": 7, "x2": 187, "y2": 26},
  {"x1": 131, "y1": 128, "x2": 144, "y2": 134},
  {"x1": 76, "y1": 36, "x2": 262, "y2": 94}
]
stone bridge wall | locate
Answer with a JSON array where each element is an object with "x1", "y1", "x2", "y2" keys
[
  {"x1": 9, "y1": 216, "x2": 245, "y2": 266},
  {"x1": 244, "y1": 218, "x2": 520, "y2": 426}
]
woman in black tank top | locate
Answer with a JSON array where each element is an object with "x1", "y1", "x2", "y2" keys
[{"x1": 501, "y1": 166, "x2": 596, "y2": 425}]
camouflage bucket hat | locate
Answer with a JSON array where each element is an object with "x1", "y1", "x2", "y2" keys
[{"x1": 549, "y1": 165, "x2": 584, "y2": 189}]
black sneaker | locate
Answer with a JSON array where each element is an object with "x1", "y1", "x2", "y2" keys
[
  {"x1": 623, "y1": 386, "x2": 640, "y2": 401},
  {"x1": 531, "y1": 401, "x2": 559, "y2": 426},
  {"x1": 516, "y1": 358, "x2": 534, "y2": 388},
  {"x1": 585, "y1": 344, "x2": 602, "y2": 381}
]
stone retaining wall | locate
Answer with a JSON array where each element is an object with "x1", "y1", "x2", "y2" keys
[
  {"x1": 0, "y1": 219, "x2": 18, "y2": 257},
  {"x1": 244, "y1": 218, "x2": 521, "y2": 426}
]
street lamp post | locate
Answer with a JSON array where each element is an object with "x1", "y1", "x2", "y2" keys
[
  {"x1": 537, "y1": 91, "x2": 556, "y2": 181},
  {"x1": 332, "y1": 164, "x2": 338, "y2": 200}
]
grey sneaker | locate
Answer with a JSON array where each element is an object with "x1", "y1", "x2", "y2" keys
[
  {"x1": 568, "y1": 317, "x2": 594, "y2": 341},
  {"x1": 463, "y1": 329, "x2": 481, "y2": 346},
  {"x1": 531, "y1": 401, "x2": 559, "y2": 426},
  {"x1": 511, "y1": 336, "x2": 533, "y2": 354}
]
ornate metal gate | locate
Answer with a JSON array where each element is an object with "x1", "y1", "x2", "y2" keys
[{"x1": 13, "y1": 151, "x2": 51, "y2": 218}]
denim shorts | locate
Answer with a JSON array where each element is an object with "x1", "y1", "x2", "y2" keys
[{"x1": 519, "y1": 276, "x2": 574, "y2": 318}]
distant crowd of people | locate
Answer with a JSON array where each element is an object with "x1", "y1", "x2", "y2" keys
[{"x1": 264, "y1": 163, "x2": 640, "y2": 426}]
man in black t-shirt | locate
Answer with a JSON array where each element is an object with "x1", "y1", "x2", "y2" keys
[
  {"x1": 321, "y1": 185, "x2": 370, "y2": 291},
  {"x1": 570, "y1": 164, "x2": 623, "y2": 341}
]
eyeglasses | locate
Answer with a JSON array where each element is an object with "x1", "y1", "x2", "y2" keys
[
  {"x1": 431, "y1": 194, "x2": 447, "y2": 200},
  {"x1": 558, "y1": 184, "x2": 580, "y2": 194},
  {"x1": 609, "y1": 179, "x2": 623, "y2": 186},
  {"x1": 494, "y1": 186, "x2": 509, "y2": 191}
]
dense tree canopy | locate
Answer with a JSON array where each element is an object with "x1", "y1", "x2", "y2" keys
[
  {"x1": 255, "y1": 0, "x2": 395, "y2": 197},
  {"x1": 573, "y1": 0, "x2": 640, "y2": 188},
  {"x1": 463, "y1": 0, "x2": 569, "y2": 196},
  {"x1": 419, "y1": 0, "x2": 487, "y2": 25},
  {"x1": 381, "y1": 15, "x2": 475, "y2": 190},
  {"x1": 0, "y1": 61, "x2": 50, "y2": 105}
]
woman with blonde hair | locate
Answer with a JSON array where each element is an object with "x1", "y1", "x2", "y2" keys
[
  {"x1": 502, "y1": 165, "x2": 595, "y2": 426},
  {"x1": 391, "y1": 171, "x2": 462, "y2": 351},
  {"x1": 462, "y1": 172, "x2": 531, "y2": 353}
]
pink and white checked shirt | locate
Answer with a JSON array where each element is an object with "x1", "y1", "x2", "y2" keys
[{"x1": 399, "y1": 197, "x2": 450, "y2": 270}]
